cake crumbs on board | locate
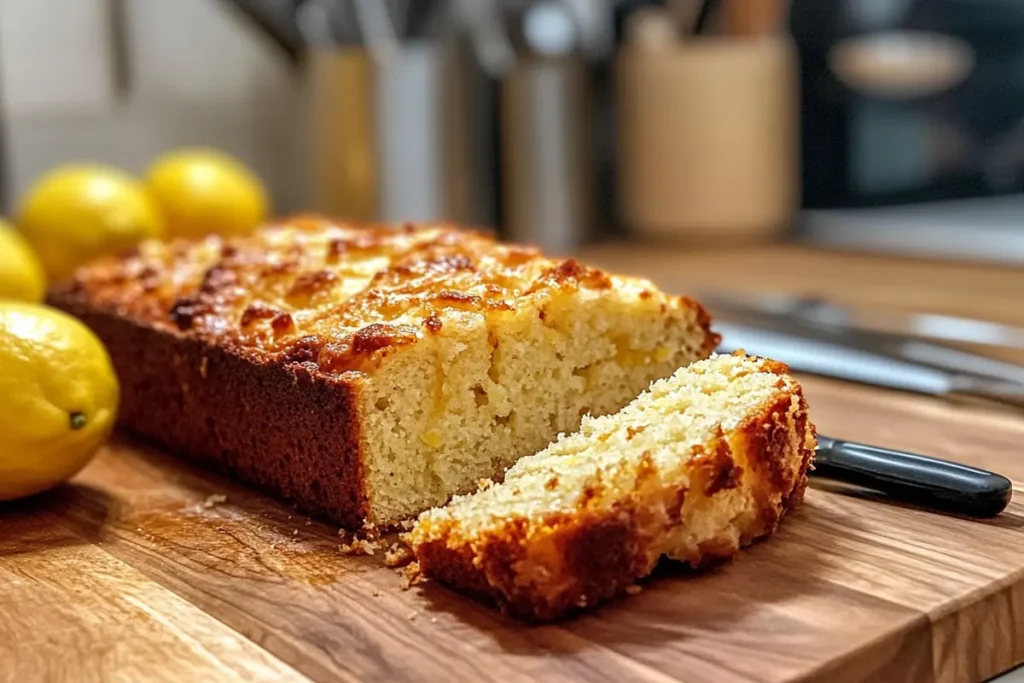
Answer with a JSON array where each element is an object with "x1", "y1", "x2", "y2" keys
[
  {"x1": 339, "y1": 537, "x2": 381, "y2": 556},
  {"x1": 202, "y1": 493, "x2": 227, "y2": 508},
  {"x1": 384, "y1": 543, "x2": 414, "y2": 568},
  {"x1": 353, "y1": 538, "x2": 379, "y2": 555},
  {"x1": 187, "y1": 493, "x2": 228, "y2": 513},
  {"x1": 335, "y1": 517, "x2": 419, "y2": 559},
  {"x1": 400, "y1": 562, "x2": 424, "y2": 590}
]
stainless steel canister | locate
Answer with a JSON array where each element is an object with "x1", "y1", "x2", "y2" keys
[
  {"x1": 302, "y1": 0, "x2": 499, "y2": 226},
  {"x1": 499, "y1": 0, "x2": 593, "y2": 253}
]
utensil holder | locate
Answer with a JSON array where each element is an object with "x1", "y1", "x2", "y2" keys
[
  {"x1": 303, "y1": 39, "x2": 499, "y2": 226},
  {"x1": 616, "y1": 36, "x2": 800, "y2": 243}
]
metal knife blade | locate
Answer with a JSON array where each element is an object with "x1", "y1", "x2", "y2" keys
[
  {"x1": 701, "y1": 290, "x2": 1024, "y2": 351},
  {"x1": 714, "y1": 320, "x2": 1024, "y2": 410}
]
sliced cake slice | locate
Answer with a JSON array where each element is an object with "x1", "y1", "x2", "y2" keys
[{"x1": 407, "y1": 353, "x2": 817, "y2": 620}]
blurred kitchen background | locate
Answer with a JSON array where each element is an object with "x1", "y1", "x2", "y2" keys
[{"x1": 5, "y1": 0, "x2": 1024, "y2": 263}]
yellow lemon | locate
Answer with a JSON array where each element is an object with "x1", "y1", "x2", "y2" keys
[
  {"x1": 146, "y1": 148, "x2": 269, "y2": 240},
  {"x1": 0, "y1": 301, "x2": 119, "y2": 501},
  {"x1": 17, "y1": 165, "x2": 164, "y2": 282},
  {"x1": 0, "y1": 220, "x2": 46, "y2": 302}
]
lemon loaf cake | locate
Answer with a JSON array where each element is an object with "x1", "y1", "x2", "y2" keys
[
  {"x1": 408, "y1": 353, "x2": 816, "y2": 620},
  {"x1": 49, "y1": 218, "x2": 718, "y2": 527}
]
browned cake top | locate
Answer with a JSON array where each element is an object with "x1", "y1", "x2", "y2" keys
[{"x1": 59, "y1": 217, "x2": 683, "y2": 375}]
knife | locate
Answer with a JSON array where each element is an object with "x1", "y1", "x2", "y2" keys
[
  {"x1": 713, "y1": 320, "x2": 1024, "y2": 411},
  {"x1": 700, "y1": 290, "x2": 1024, "y2": 396},
  {"x1": 702, "y1": 290, "x2": 1024, "y2": 351},
  {"x1": 813, "y1": 436, "x2": 1012, "y2": 518}
]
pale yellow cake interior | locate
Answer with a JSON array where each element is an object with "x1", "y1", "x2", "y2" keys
[{"x1": 358, "y1": 282, "x2": 711, "y2": 524}]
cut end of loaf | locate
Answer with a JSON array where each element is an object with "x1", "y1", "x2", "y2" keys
[
  {"x1": 406, "y1": 353, "x2": 817, "y2": 621},
  {"x1": 358, "y1": 281, "x2": 715, "y2": 524}
]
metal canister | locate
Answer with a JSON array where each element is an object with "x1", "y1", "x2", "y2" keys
[
  {"x1": 499, "y1": 0, "x2": 593, "y2": 253},
  {"x1": 302, "y1": 0, "x2": 500, "y2": 226}
]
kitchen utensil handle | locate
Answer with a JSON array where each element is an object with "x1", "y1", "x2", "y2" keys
[{"x1": 814, "y1": 438, "x2": 1012, "y2": 518}]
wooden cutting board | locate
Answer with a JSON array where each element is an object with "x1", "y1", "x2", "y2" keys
[
  {"x1": 3, "y1": 374, "x2": 1024, "y2": 683},
  {"x1": 6, "y1": 244, "x2": 1024, "y2": 683}
]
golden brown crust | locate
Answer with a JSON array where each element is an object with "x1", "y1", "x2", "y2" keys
[
  {"x1": 52, "y1": 217, "x2": 650, "y2": 376},
  {"x1": 409, "y1": 375, "x2": 815, "y2": 622},
  {"x1": 413, "y1": 502, "x2": 663, "y2": 621},
  {"x1": 49, "y1": 299, "x2": 371, "y2": 528},
  {"x1": 685, "y1": 296, "x2": 721, "y2": 356}
]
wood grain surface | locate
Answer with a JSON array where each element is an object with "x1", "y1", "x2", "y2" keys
[{"x1": 4, "y1": 244, "x2": 1024, "y2": 683}]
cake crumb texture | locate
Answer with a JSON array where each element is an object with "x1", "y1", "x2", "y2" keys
[{"x1": 407, "y1": 353, "x2": 817, "y2": 621}]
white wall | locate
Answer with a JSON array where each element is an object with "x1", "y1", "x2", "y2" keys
[
  {"x1": 0, "y1": 0, "x2": 305, "y2": 212},
  {"x1": 0, "y1": 0, "x2": 117, "y2": 114}
]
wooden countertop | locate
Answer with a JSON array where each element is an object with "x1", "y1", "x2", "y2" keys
[{"x1": 4, "y1": 243, "x2": 1024, "y2": 683}]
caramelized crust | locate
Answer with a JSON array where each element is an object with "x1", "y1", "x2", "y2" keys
[{"x1": 54, "y1": 217, "x2": 658, "y2": 376}]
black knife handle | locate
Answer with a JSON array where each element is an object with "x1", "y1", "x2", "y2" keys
[{"x1": 813, "y1": 438, "x2": 1013, "y2": 518}]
